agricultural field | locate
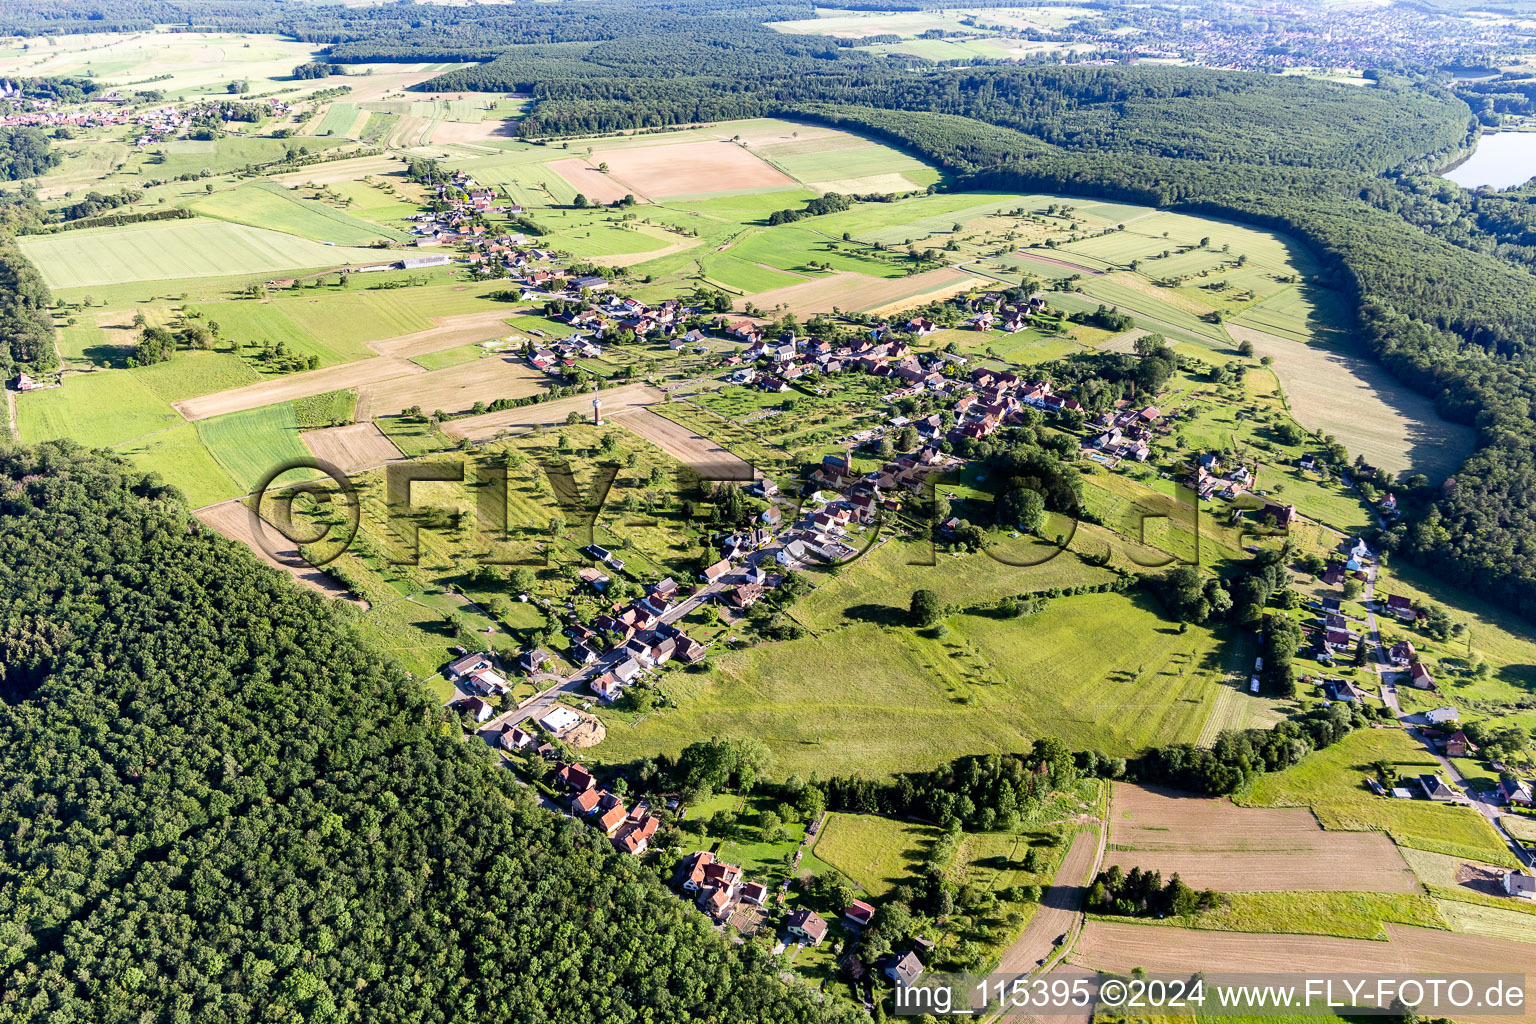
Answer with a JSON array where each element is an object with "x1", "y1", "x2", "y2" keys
[
  {"x1": 1073, "y1": 920, "x2": 1536, "y2": 1024},
  {"x1": 1240, "y1": 727, "x2": 1519, "y2": 866},
  {"x1": 196, "y1": 402, "x2": 314, "y2": 493},
  {"x1": 189, "y1": 182, "x2": 412, "y2": 245},
  {"x1": 1090, "y1": 891, "x2": 1447, "y2": 941},
  {"x1": 1104, "y1": 783, "x2": 1420, "y2": 892},
  {"x1": 18, "y1": 220, "x2": 387, "y2": 290}
]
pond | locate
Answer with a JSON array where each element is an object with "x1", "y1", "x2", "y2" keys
[{"x1": 1442, "y1": 131, "x2": 1536, "y2": 189}]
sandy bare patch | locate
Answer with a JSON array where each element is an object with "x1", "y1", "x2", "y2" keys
[
  {"x1": 1074, "y1": 922, "x2": 1536, "y2": 1024},
  {"x1": 444, "y1": 383, "x2": 664, "y2": 441},
  {"x1": 547, "y1": 159, "x2": 639, "y2": 205},
  {"x1": 608, "y1": 406, "x2": 756, "y2": 478},
  {"x1": 302, "y1": 422, "x2": 403, "y2": 474},
  {"x1": 592, "y1": 140, "x2": 795, "y2": 199},
  {"x1": 176, "y1": 357, "x2": 424, "y2": 421},
  {"x1": 354, "y1": 356, "x2": 547, "y2": 419},
  {"x1": 368, "y1": 310, "x2": 516, "y2": 358},
  {"x1": 1225, "y1": 323, "x2": 1475, "y2": 480},
  {"x1": 196, "y1": 500, "x2": 366, "y2": 607},
  {"x1": 744, "y1": 267, "x2": 975, "y2": 318},
  {"x1": 1104, "y1": 783, "x2": 1419, "y2": 893}
]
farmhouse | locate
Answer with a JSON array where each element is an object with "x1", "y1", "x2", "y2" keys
[
  {"x1": 1503, "y1": 871, "x2": 1536, "y2": 900},
  {"x1": 1499, "y1": 778, "x2": 1534, "y2": 807},
  {"x1": 884, "y1": 951, "x2": 925, "y2": 987},
  {"x1": 785, "y1": 909, "x2": 828, "y2": 946},
  {"x1": 540, "y1": 705, "x2": 582, "y2": 736},
  {"x1": 1424, "y1": 706, "x2": 1459, "y2": 725},
  {"x1": 1415, "y1": 773, "x2": 1458, "y2": 801}
]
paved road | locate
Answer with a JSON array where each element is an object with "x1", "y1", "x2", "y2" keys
[{"x1": 1360, "y1": 559, "x2": 1401, "y2": 715}]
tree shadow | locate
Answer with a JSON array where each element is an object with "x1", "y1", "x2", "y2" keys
[{"x1": 843, "y1": 602, "x2": 908, "y2": 627}]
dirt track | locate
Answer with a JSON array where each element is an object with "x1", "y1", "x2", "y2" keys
[
  {"x1": 196, "y1": 500, "x2": 366, "y2": 607},
  {"x1": 1103, "y1": 783, "x2": 1420, "y2": 893},
  {"x1": 995, "y1": 830, "x2": 1100, "y2": 977},
  {"x1": 443, "y1": 382, "x2": 664, "y2": 441}
]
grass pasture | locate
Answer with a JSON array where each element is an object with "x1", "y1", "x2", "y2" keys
[
  {"x1": 17, "y1": 371, "x2": 180, "y2": 448},
  {"x1": 812, "y1": 813, "x2": 944, "y2": 896},
  {"x1": 594, "y1": 591, "x2": 1234, "y2": 778},
  {"x1": 131, "y1": 351, "x2": 263, "y2": 403},
  {"x1": 113, "y1": 423, "x2": 241, "y2": 509}
]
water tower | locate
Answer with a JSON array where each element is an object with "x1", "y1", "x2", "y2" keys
[{"x1": 592, "y1": 396, "x2": 603, "y2": 426}]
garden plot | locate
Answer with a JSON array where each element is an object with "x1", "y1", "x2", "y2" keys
[{"x1": 1104, "y1": 783, "x2": 1420, "y2": 893}]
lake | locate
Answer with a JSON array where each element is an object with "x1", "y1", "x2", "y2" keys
[{"x1": 1442, "y1": 131, "x2": 1536, "y2": 189}]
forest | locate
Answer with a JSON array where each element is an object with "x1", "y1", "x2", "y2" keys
[{"x1": 0, "y1": 443, "x2": 860, "y2": 1024}]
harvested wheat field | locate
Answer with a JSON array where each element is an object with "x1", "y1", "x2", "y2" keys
[
  {"x1": 302, "y1": 422, "x2": 403, "y2": 474},
  {"x1": 547, "y1": 159, "x2": 639, "y2": 205},
  {"x1": 1103, "y1": 783, "x2": 1420, "y2": 893},
  {"x1": 445, "y1": 383, "x2": 663, "y2": 441},
  {"x1": 176, "y1": 356, "x2": 424, "y2": 421},
  {"x1": 196, "y1": 500, "x2": 364, "y2": 606},
  {"x1": 354, "y1": 357, "x2": 547, "y2": 420},
  {"x1": 368, "y1": 310, "x2": 515, "y2": 358},
  {"x1": 593, "y1": 140, "x2": 795, "y2": 200},
  {"x1": 1225, "y1": 323, "x2": 1473, "y2": 480},
  {"x1": 865, "y1": 273, "x2": 987, "y2": 317},
  {"x1": 743, "y1": 267, "x2": 977, "y2": 318},
  {"x1": 1074, "y1": 922, "x2": 1536, "y2": 1024},
  {"x1": 432, "y1": 118, "x2": 518, "y2": 145},
  {"x1": 609, "y1": 407, "x2": 756, "y2": 478}
]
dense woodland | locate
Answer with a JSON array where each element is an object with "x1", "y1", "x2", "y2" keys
[{"x1": 0, "y1": 444, "x2": 860, "y2": 1024}]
